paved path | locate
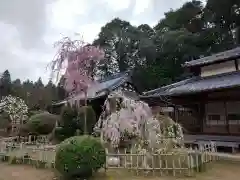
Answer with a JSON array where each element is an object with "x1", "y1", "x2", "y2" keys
[
  {"x1": 213, "y1": 152, "x2": 240, "y2": 161},
  {"x1": 184, "y1": 134, "x2": 240, "y2": 142}
]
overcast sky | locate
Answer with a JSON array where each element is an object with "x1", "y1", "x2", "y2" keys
[{"x1": 0, "y1": 0, "x2": 188, "y2": 84}]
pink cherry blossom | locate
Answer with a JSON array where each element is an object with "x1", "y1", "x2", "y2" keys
[{"x1": 51, "y1": 36, "x2": 105, "y2": 94}]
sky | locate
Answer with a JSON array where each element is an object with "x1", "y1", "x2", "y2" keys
[{"x1": 0, "y1": 0, "x2": 188, "y2": 84}]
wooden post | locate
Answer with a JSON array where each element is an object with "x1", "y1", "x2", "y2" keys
[
  {"x1": 172, "y1": 157, "x2": 176, "y2": 176},
  {"x1": 28, "y1": 135, "x2": 31, "y2": 144},
  {"x1": 130, "y1": 148, "x2": 133, "y2": 173},
  {"x1": 105, "y1": 148, "x2": 108, "y2": 172},
  {"x1": 84, "y1": 92, "x2": 87, "y2": 135},
  {"x1": 124, "y1": 148, "x2": 127, "y2": 169},
  {"x1": 224, "y1": 101, "x2": 230, "y2": 134},
  {"x1": 152, "y1": 153, "x2": 155, "y2": 176},
  {"x1": 174, "y1": 106, "x2": 179, "y2": 123},
  {"x1": 198, "y1": 101, "x2": 205, "y2": 133},
  {"x1": 187, "y1": 152, "x2": 191, "y2": 176}
]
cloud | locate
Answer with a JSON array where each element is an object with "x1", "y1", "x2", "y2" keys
[
  {"x1": 0, "y1": 0, "x2": 188, "y2": 84},
  {"x1": 103, "y1": 0, "x2": 132, "y2": 12},
  {"x1": 0, "y1": 22, "x2": 52, "y2": 82},
  {"x1": 50, "y1": 0, "x2": 87, "y2": 30},
  {"x1": 0, "y1": 0, "x2": 54, "y2": 83},
  {"x1": 0, "y1": 0, "x2": 51, "y2": 49}
]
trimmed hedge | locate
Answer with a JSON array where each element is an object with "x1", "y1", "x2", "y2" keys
[
  {"x1": 0, "y1": 111, "x2": 10, "y2": 129},
  {"x1": 53, "y1": 105, "x2": 79, "y2": 141},
  {"x1": 55, "y1": 135, "x2": 106, "y2": 180},
  {"x1": 78, "y1": 106, "x2": 96, "y2": 134},
  {"x1": 54, "y1": 105, "x2": 97, "y2": 141},
  {"x1": 21, "y1": 112, "x2": 60, "y2": 135}
]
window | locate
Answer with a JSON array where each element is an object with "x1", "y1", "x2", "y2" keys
[
  {"x1": 228, "y1": 114, "x2": 240, "y2": 120},
  {"x1": 226, "y1": 102, "x2": 240, "y2": 125},
  {"x1": 228, "y1": 113, "x2": 240, "y2": 125},
  {"x1": 205, "y1": 102, "x2": 226, "y2": 126},
  {"x1": 206, "y1": 114, "x2": 224, "y2": 125},
  {"x1": 201, "y1": 60, "x2": 236, "y2": 77},
  {"x1": 208, "y1": 114, "x2": 221, "y2": 120},
  {"x1": 204, "y1": 101, "x2": 240, "y2": 126}
]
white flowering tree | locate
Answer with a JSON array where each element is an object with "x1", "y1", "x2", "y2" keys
[
  {"x1": 0, "y1": 95, "x2": 28, "y2": 133},
  {"x1": 94, "y1": 90, "x2": 184, "y2": 168},
  {"x1": 94, "y1": 90, "x2": 184, "y2": 151}
]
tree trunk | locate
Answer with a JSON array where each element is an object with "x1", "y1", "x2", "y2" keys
[{"x1": 84, "y1": 91, "x2": 87, "y2": 134}]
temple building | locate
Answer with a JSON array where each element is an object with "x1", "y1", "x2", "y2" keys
[{"x1": 141, "y1": 47, "x2": 240, "y2": 152}]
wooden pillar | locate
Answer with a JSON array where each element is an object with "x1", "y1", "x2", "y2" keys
[
  {"x1": 223, "y1": 101, "x2": 230, "y2": 134},
  {"x1": 173, "y1": 106, "x2": 179, "y2": 123},
  {"x1": 198, "y1": 101, "x2": 205, "y2": 133}
]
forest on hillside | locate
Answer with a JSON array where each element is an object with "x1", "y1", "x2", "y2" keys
[
  {"x1": 1, "y1": 0, "x2": 240, "y2": 109},
  {"x1": 0, "y1": 70, "x2": 66, "y2": 110}
]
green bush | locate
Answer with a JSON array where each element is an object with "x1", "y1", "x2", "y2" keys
[
  {"x1": 18, "y1": 124, "x2": 30, "y2": 136},
  {"x1": 23, "y1": 112, "x2": 60, "y2": 135},
  {"x1": 28, "y1": 110, "x2": 45, "y2": 117},
  {"x1": 54, "y1": 105, "x2": 97, "y2": 141},
  {"x1": 60, "y1": 104, "x2": 78, "y2": 126},
  {"x1": 0, "y1": 112, "x2": 10, "y2": 129},
  {"x1": 55, "y1": 135, "x2": 106, "y2": 180},
  {"x1": 78, "y1": 106, "x2": 96, "y2": 134},
  {"x1": 54, "y1": 105, "x2": 79, "y2": 141},
  {"x1": 53, "y1": 126, "x2": 71, "y2": 142}
]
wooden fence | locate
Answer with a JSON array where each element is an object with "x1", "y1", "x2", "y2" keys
[
  {"x1": 0, "y1": 141, "x2": 56, "y2": 168},
  {"x1": 0, "y1": 140, "x2": 218, "y2": 177},
  {"x1": 0, "y1": 135, "x2": 50, "y2": 144},
  {"x1": 105, "y1": 142, "x2": 218, "y2": 177}
]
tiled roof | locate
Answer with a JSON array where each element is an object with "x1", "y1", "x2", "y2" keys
[
  {"x1": 142, "y1": 78, "x2": 195, "y2": 97},
  {"x1": 141, "y1": 71, "x2": 240, "y2": 97},
  {"x1": 53, "y1": 71, "x2": 132, "y2": 105},
  {"x1": 183, "y1": 47, "x2": 240, "y2": 67},
  {"x1": 72, "y1": 73, "x2": 130, "y2": 100}
]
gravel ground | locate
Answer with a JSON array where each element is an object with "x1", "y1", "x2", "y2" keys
[{"x1": 0, "y1": 161, "x2": 240, "y2": 180}]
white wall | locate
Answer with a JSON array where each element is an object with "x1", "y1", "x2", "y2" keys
[
  {"x1": 201, "y1": 60, "x2": 236, "y2": 77},
  {"x1": 238, "y1": 59, "x2": 240, "y2": 70}
]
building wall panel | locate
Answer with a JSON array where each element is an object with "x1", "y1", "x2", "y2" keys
[{"x1": 201, "y1": 60, "x2": 236, "y2": 77}]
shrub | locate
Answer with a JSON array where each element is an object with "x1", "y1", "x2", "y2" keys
[
  {"x1": 54, "y1": 105, "x2": 79, "y2": 141},
  {"x1": 18, "y1": 123, "x2": 30, "y2": 136},
  {"x1": 60, "y1": 104, "x2": 78, "y2": 126},
  {"x1": 0, "y1": 112, "x2": 10, "y2": 129},
  {"x1": 78, "y1": 106, "x2": 96, "y2": 134},
  {"x1": 54, "y1": 105, "x2": 97, "y2": 141},
  {"x1": 55, "y1": 135, "x2": 106, "y2": 180},
  {"x1": 28, "y1": 110, "x2": 44, "y2": 117},
  {"x1": 23, "y1": 112, "x2": 60, "y2": 135},
  {"x1": 53, "y1": 126, "x2": 70, "y2": 142}
]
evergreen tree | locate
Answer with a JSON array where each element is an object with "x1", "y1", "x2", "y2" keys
[{"x1": 0, "y1": 70, "x2": 12, "y2": 98}]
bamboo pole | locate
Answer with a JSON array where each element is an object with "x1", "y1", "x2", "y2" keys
[{"x1": 84, "y1": 91, "x2": 87, "y2": 134}]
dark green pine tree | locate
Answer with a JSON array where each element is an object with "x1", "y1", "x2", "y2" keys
[{"x1": 0, "y1": 70, "x2": 12, "y2": 98}]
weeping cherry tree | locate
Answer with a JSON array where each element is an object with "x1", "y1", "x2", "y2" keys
[{"x1": 50, "y1": 36, "x2": 105, "y2": 134}]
